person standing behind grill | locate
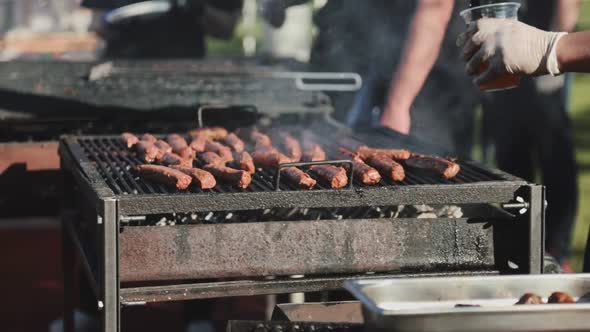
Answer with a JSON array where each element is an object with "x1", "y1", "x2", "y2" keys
[
  {"x1": 81, "y1": 0, "x2": 243, "y2": 58},
  {"x1": 263, "y1": 0, "x2": 479, "y2": 159},
  {"x1": 471, "y1": 0, "x2": 581, "y2": 270}
]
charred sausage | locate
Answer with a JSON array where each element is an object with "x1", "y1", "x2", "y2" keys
[
  {"x1": 141, "y1": 133, "x2": 158, "y2": 144},
  {"x1": 203, "y1": 164, "x2": 251, "y2": 189},
  {"x1": 338, "y1": 148, "x2": 382, "y2": 185},
  {"x1": 251, "y1": 145, "x2": 292, "y2": 168},
  {"x1": 515, "y1": 293, "x2": 544, "y2": 305},
  {"x1": 135, "y1": 141, "x2": 160, "y2": 163},
  {"x1": 548, "y1": 292, "x2": 575, "y2": 304},
  {"x1": 190, "y1": 135, "x2": 207, "y2": 153},
  {"x1": 120, "y1": 132, "x2": 139, "y2": 149},
  {"x1": 356, "y1": 146, "x2": 411, "y2": 161},
  {"x1": 364, "y1": 154, "x2": 405, "y2": 182},
  {"x1": 189, "y1": 127, "x2": 228, "y2": 140},
  {"x1": 204, "y1": 140, "x2": 233, "y2": 162},
  {"x1": 222, "y1": 133, "x2": 245, "y2": 153},
  {"x1": 160, "y1": 152, "x2": 192, "y2": 168},
  {"x1": 199, "y1": 151, "x2": 226, "y2": 166},
  {"x1": 309, "y1": 165, "x2": 348, "y2": 189},
  {"x1": 232, "y1": 151, "x2": 256, "y2": 174},
  {"x1": 405, "y1": 154, "x2": 460, "y2": 180},
  {"x1": 280, "y1": 133, "x2": 302, "y2": 161},
  {"x1": 154, "y1": 140, "x2": 172, "y2": 154},
  {"x1": 170, "y1": 165, "x2": 216, "y2": 189},
  {"x1": 281, "y1": 167, "x2": 316, "y2": 189},
  {"x1": 302, "y1": 144, "x2": 326, "y2": 162},
  {"x1": 136, "y1": 164, "x2": 192, "y2": 190}
]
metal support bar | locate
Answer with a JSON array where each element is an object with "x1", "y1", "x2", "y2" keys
[
  {"x1": 101, "y1": 198, "x2": 120, "y2": 332},
  {"x1": 527, "y1": 185, "x2": 545, "y2": 274},
  {"x1": 62, "y1": 217, "x2": 75, "y2": 332},
  {"x1": 119, "y1": 270, "x2": 499, "y2": 304}
]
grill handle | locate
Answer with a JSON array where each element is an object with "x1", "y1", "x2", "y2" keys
[
  {"x1": 271, "y1": 72, "x2": 362, "y2": 92},
  {"x1": 197, "y1": 104, "x2": 259, "y2": 128},
  {"x1": 274, "y1": 160, "x2": 355, "y2": 191}
]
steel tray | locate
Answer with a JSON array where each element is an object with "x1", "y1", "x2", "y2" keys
[{"x1": 344, "y1": 274, "x2": 590, "y2": 332}]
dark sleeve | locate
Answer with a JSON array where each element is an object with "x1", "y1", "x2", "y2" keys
[
  {"x1": 205, "y1": 0, "x2": 243, "y2": 12},
  {"x1": 81, "y1": 0, "x2": 140, "y2": 9}
]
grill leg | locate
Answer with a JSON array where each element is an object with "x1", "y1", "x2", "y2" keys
[
  {"x1": 62, "y1": 218, "x2": 75, "y2": 332},
  {"x1": 101, "y1": 198, "x2": 120, "y2": 332},
  {"x1": 527, "y1": 185, "x2": 546, "y2": 274}
]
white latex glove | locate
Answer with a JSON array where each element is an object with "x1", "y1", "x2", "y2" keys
[{"x1": 457, "y1": 18, "x2": 567, "y2": 86}]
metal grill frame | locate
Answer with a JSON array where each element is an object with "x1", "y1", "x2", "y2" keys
[{"x1": 59, "y1": 124, "x2": 546, "y2": 332}]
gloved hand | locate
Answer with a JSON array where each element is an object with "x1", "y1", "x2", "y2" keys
[{"x1": 457, "y1": 18, "x2": 567, "y2": 86}]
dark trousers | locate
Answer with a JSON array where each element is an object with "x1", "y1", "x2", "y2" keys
[
  {"x1": 482, "y1": 76, "x2": 578, "y2": 262},
  {"x1": 585, "y1": 229, "x2": 590, "y2": 272}
]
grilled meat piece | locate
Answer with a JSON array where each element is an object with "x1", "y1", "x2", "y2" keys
[
  {"x1": 356, "y1": 146, "x2": 411, "y2": 161},
  {"x1": 251, "y1": 145, "x2": 292, "y2": 168},
  {"x1": 548, "y1": 292, "x2": 575, "y2": 304},
  {"x1": 203, "y1": 164, "x2": 251, "y2": 189},
  {"x1": 302, "y1": 144, "x2": 326, "y2": 162},
  {"x1": 338, "y1": 148, "x2": 382, "y2": 185},
  {"x1": 189, "y1": 127, "x2": 228, "y2": 140},
  {"x1": 222, "y1": 133, "x2": 245, "y2": 153},
  {"x1": 170, "y1": 165, "x2": 216, "y2": 189},
  {"x1": 232, "y1": 151, "x2": 256, "y2": 174},
  {"x1": 135, "y1": 141, "x2": 160, "y2": 163},
  {"x1": 190, "y1": 135, "x2": 207, "y2": 153},
  {"x1": 237, "y1": 127, "x2": 272, "y2": 146},
  {"x1": 120, "y1": 132, "x2": 139, "y2": 149},
  {"x1": 516, "y1": 293, "x2": 544, "y2": 305},
  {"x1": 405, "y1": 154, "x2": 460, "y2": 180},
  {"x1": 364, "y1": 154, "x2": 405, "y2": 182},
  {"x1": 177, "y1": 147, "x2": 196, "y2": 160},
  {"x1": 310, "y1": 165, "x2": 348, "y2": 189},
  {"x1": 167, "y1": 134, "x2": 190, "y2": 155},
  {"x1": 281, "y1": 167, "x2": 316, "y2": 189},
  {"x1": 204, "y1": 140, "x2": 233, "y2": 161},
  {"x1": 199, "y1": 152, "x2": 226, "y2": 166},
  {"x1": 154, "y1": 140, "x2": 172, "y2": 154},
  {"x1": 280, "y1": 133, "x2": 302, "y2": 161},
  {"x1": 141, "y1": 133, "x2": 158, "y2": 144},
  {"x1": 136, "y1": 164, "x2": 192, "y2": 190},
  {"x1": 160, "y1": 152, "x2": 192, "y2": 168}
]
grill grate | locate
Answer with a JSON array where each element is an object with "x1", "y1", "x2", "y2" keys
[{"x1": 77, "y1": 131, "x2": 504, "y2": 196}]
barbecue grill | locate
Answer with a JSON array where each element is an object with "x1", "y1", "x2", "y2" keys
[{"x1": 60, "y1": 112, "x2": 545, "y2": 332}]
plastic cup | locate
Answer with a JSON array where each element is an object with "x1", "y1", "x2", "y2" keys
[{"x1": 460, "y1": 2, "x2": 522, "y2": 91}]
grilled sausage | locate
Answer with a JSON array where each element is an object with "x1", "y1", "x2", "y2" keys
[
  {"x1": 310, "y1": 165, "x2": 348, "y2": 189},
  {"x1": 280, "y1": 133, "x2": 302, "y2": 161},
  {"x1": 356, "y1": 146, "x2": 411, "y2": 161},
  {"x1": 364, "y1": 154, "x2": 405, "y2": 182},
  {"x1": 199, "y1": 152, "x2": 226, "y2": 166},
  {"x1": 515, "y1": 293, "x2": 544, "y2": 305},
  {"x1": 189, "y1": 127, "x2": 228, "y2": 140},
  {"x1": 167, "y1": 134, "x2": 190, "y2": 154},
  {"x1": 237, "y1": 127, "x2": 273, "y2": 147},
  {"x1": 141, "y1": 133, "x2": 158, "y2": 144},
  {"x1": 548, "y1": 292, "x2": 575, "y2": 304},
  {"x1": 338, "y1": 148, "x2": 382, "y2": 185},
  {"x1": 251, "y1": 145, "x2": 292, "y2": 168},
  {"x1": 405, "y1": 154, "x2": 460, "y2": 180},
  {"x1": 177, "y1": 146, "x2": 196, "y2": 160},
  {"x1": 204, "y1": 140, "x2": 233, "y2": 161},
  {"x1": 281, "y1": 167, "x2": 316, "y2": 189},
  {"x1": 136, "y1": 164, "x2": 192, "y2": 190},
  {"x1": 154, "y1": 140, "x2": 172, "y2": 154},
  {"x1": 135, "y1": 141, "x2": 160, "y2": 163},
  {"x1": 222, "y1": 133, "x2": 245, "y2": 153},
  {"x1": 170, "y1": 165, "x2": 216, "y2": 189},
  {"x1": 232, "y1": 151, "x2": 256, "y2": 174},
  {"x1": 302, "y1": 144, "x2": 326, "y2": 162},
  {"x1": 190, "y1": 135, "x2": 207, "y2": 153},
  {"x1": 160, "y1": 152, "x2": 192, "y2": 168},
  {"x1": 120, "y1": 132, "x2": 139, "y2": 149},
  {"x1": 203, "y1": 164, "x2": 251, "y2": 189}
]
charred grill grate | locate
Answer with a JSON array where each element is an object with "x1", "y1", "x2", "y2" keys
[{"x1": 77, "y1": 135, "x2": 503, "y2": 197}]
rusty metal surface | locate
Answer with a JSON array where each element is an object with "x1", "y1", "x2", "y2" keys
[
  {"x1": 119, "y1": 217, "x2": 495, "y2": 282},
  {"x1": 0, "y1": 142, "x2": 59, "y2": 173},
  {"x1": 272, "y1": 302, "x2": 363, "y2": 323}
]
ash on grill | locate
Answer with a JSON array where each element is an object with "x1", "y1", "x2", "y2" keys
[{"x1": 125, "y1": 205, "x2": 464, "y2": 226}]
